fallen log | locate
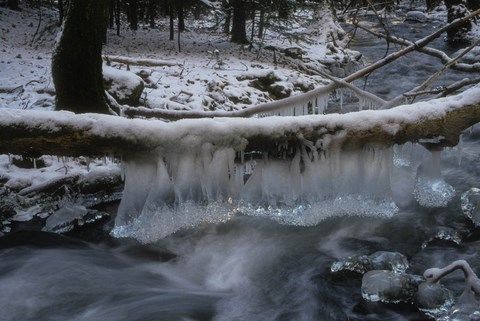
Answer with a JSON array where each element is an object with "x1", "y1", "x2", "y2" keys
[
  {"x1": 1, "y1": 85, "x2": 480, "y2": 158},
  {"x1": 104, "y1": 55, "x2": 181, "y2": 67}
]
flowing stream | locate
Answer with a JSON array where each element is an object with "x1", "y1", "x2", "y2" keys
[{"x1": 1, "y1": 9, "x2": 480, "y2": 321}]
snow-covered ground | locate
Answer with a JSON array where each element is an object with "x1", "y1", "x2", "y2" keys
[{"x1": 0, "y1": 4, "x2": 357, "y2": 112}]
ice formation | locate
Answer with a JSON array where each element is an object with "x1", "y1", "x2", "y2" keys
[
  {"x1": 361, "y1": 270, "x2": 422, "y2": 304},
  {"x1": 413, "y1": 150, "x2": 455, "y2": 208},
  {"x1": 331, "y1": 251, "x2": 409, "y2": 274},
  {"x1": 461, "y1": 188, "x2": 480, "y2": 226},
  {"x1": 111, "y1": 140, "x2": 455, "y2": 242}
]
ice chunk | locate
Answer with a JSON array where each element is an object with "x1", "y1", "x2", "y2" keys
[
  {"x1": 331, "y1": 251, "x2": 408, "y2": 275},
  {"x1": 414, "y1": 177, "x2": 455, "y2": 208},
  {"x1": 361, "y1": 270, "x2": 422, "y2": 304},
  {"x1": 461, "y1": 188, "x2": 480, "y2": 227},
  {"x1": 415, "y1": 282, "x2": 454, "y2": 320},
  {"x1": 43, "y1": 204, "x2": 107, "y2": 233}
]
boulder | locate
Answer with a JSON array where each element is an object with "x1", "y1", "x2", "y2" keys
[
  {"x1": 405, "y1": 11, "x2": 429, "y2": 23},
  {"x1": 103, "y1": 66, "x2": 145, "y2": 106}
]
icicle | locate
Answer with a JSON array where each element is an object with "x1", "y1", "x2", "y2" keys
[
  {"x1": 414, "y1": 149, "x2": 455, "y2": 208},
  {"x1": 457, "y1": 135, "x2": 464, "y2": 166}
]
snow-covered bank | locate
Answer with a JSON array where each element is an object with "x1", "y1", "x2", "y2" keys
[{"x1": 0, "y1": 4, "x2": 357, "y2": 113}]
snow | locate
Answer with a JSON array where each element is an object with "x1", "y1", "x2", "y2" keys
[{"x1": 0, "y1": 5, "x2": 354, "y2": 113}]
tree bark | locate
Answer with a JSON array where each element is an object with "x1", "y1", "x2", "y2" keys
[
  {"x1": 258, "y1": 8, "x2": 265, "y2": 38},
  {"x1": 223, "y1": 0, "x2": 231, "y2": 34},
  {"x1": 52, "y1": 0, "x2": 111, "y2": 114},
  {"x1": 445, "y1": 0, "x2": 472, "y2": 47},
  {"x1": 468, "y1": 0, "x2": 480, "y2": 11},
  {"x1": 1, "y1": 87, "x2": 479, "y2": 158},
  {"x1": 148, "y1": 0, "x2": 156, "y2": 28},
  {"x1": 127, "y1": 0, "x2": 138, "y2": 30},
  {"x1": 231, "y1": 0, "x2": 248, "y2": 44},
  {"x1": 58, "y1": 0, "x2": 64, "y2": 25},
  {"x1": 7, "y1": 0, "x2": 20, "y2": 11},
  {"x1": 177, "y1": 0, "x2": 185, "y2": 32},
  {"x1": 108, "y1": 0, "x2": 114, "y2": 28},
  {"x1": 115, "y1": 0, "x2": 121, "y2": 36},
  {"x1": 169, "y1": 2, "x2": 175, "y2": 41},
  {"x1": 425, "y1": 0, "x2": 441, "y2": 11}
]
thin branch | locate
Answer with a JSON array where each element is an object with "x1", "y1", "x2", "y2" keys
[
  {"x1": 353, "y1": 22, "x2": 480, "y2": 73},
  {"x1": 386, "y1": 39, "x2": 480, "y2": 108}
]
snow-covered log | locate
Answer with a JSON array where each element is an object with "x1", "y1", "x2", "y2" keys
[
  {"x1": 1, "y1": 85, "x2": 480, "y2": 158},
  {"x1": 104, "y1": 55, "x2": 181, "y2": 67}
]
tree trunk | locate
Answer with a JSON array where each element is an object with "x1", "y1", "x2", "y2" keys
[
  {"x1": 148, "y1": 0, "x2": 156, "y2": 28},
  {"x1": 108, "y1": 0, "x2": 114, "y2": 28},
  {"x1": 52, "y1": 0, "x2": 111, "y2": 114},
  {"x1": 127, "y1": 0, "x2": 138, "y2": 30},
  {"x1": 58, "y1": 0, "x2": 64, "y2": 25},
  {"x1": 231, "y1": 0, "x2": 248, "y2": 44},
  {"x1": 169, "y1": 3, "x2": 175, "y2": 41},
  {"x1": 468, "y1": 0, "x2": 479, "y2": 11},
  {"x1": 177, "y1": 0, "x2": 185, "y2": 32},
  {"x1": 115, "y1": 0, "x2": 121, "y2": 36},
  {"x1": 258, "y1": 8, "x2": 265, "y2": 38},
  {"x1": 7, "y1": 0, "x2": 20, "y2": 10},
  {"x1": 223, "y1": 0, "x2": 231, "y2": 34},
  {"x1": 425, "y1": 0, "x2": 441, "y2": 11},
  {"x1": 445, "y1": 0, "x2": 472, "y2": 47}
]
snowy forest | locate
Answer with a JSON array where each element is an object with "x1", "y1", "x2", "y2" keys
[{"x1": 1, "y1": 0, "x2": 480, "y2": 320}]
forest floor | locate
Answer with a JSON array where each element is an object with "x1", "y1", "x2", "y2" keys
[{"x1": 0, "y1": 4, "x2": 358, "y2": 112}]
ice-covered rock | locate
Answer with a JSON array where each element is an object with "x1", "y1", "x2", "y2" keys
[
  {"x1": 331, "y1": 251, "x2": 409, "y2": 274},
  {"x1": 405, "y1": 11, "x2": 429, "y2": 23},
  {"x1": 370, "y1": 252, "x2": 410, "y2": 273},
  {"x1": 415, "y1": 282, "x2": 454, "y2": 317},
  {"x1": 361, "y1": 270, "x2": 422, "y2": 303},
  {"x1": 331, "y1": 254, "x2": 373, "y2": 274},
  {"x1": 43, "y1": 204, "x2": 108, "y2": 233},
  {"x1": 461, "y1": 188, "x2": 480, "y2": 227},
  {"x1": 422, "y1": 227, "x2": 462, "y2": 248}
]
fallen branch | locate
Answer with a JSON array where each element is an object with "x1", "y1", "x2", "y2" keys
[
  {"x1": 385, "y1": 40, "x2": 480, "y2": 108},
  {"x1": 424, "y1": 260, "x2": 480, "y2": 295},
  {"x1": 1, "y1": 85, "x2": 480, "y2": 158},
  {"x1": 104, "y1": 55, "x2": 182, "y2": 67}
]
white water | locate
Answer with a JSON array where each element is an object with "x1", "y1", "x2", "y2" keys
[{"x1": 112, "y1": 142, "x2": 455, "y2": 243}]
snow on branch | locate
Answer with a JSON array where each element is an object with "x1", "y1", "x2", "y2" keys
[
  {"x1": 1, "y1": 85, "x2": 480, "y2": 158},
  {"x1": 104, "y1": 55, "x2": 182, "y2": 67}
]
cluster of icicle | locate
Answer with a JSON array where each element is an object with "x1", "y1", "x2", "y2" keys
[
  {"x1": 111, "y1": 140, "x2": 455, "y2": 243},
  {"x1": 257, "y1": 86, "x2": 381, "y2": 118}
]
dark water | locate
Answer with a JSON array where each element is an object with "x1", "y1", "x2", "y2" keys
[
  {"x1": 1, "y1": 11, "x2": 480, "y2": 321},
  {"x1": 348, "y1": 10, "x2": 479, "y2": 100}
]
